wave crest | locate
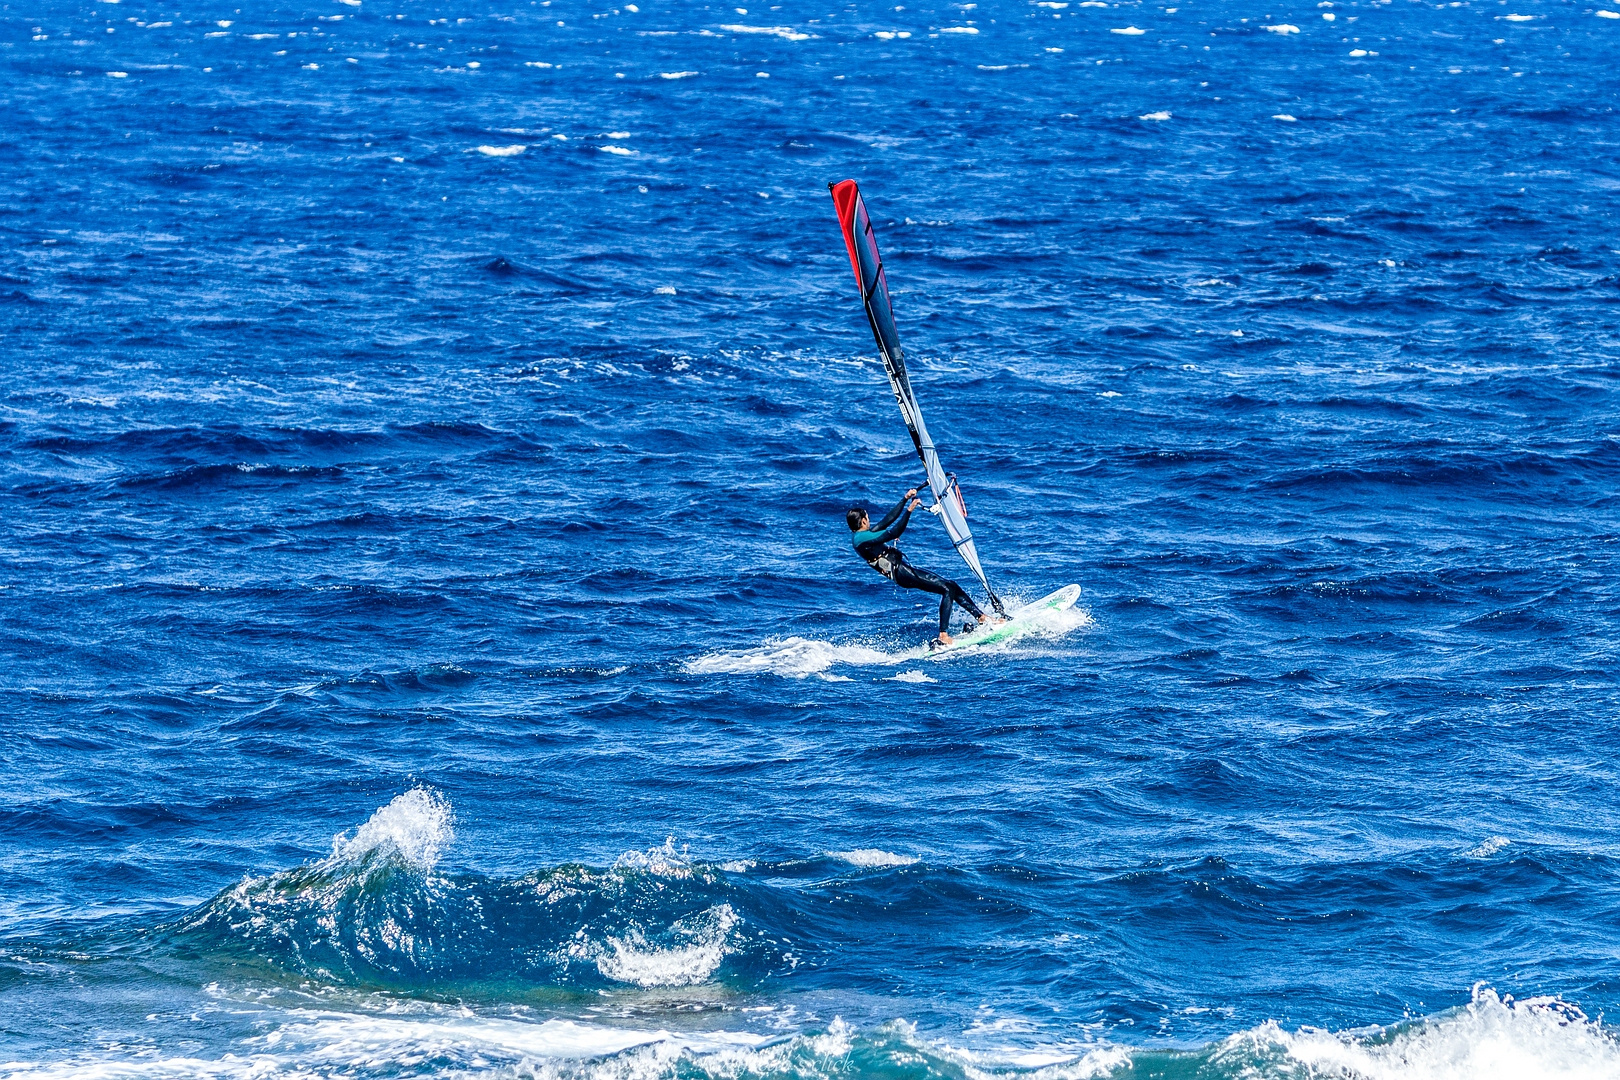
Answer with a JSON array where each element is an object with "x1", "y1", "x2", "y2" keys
[
  {"x1": 168, "y1": 797, "x2": 773, "y2": 993},
  {"x1": 329, "y1": 788, "x2": 454, "y2": 871}
]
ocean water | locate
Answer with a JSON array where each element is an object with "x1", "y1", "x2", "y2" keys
[{"x1": 3, "y1": 0, "x2": 1620, "y2": 1076}]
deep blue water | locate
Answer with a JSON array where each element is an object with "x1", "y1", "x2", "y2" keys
[{"x1": 3, "y1": 0, "x2": 1620, "y2": 1076}]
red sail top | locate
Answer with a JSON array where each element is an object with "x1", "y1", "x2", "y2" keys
[{"x1": 829, "y1": 179, "x2": 865, "y2": 290}]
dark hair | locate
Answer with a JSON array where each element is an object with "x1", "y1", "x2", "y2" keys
[{"x1": 846, "y1": 507, "x2": 867, "y2": 532}]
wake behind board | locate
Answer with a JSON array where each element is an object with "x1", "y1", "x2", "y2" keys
[{"x1": 926, "y1": 584, "x2": 1081, "y2": 658}]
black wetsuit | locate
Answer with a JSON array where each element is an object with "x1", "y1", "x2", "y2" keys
[{"x1": 852, "y1": 494, "x2": 985, "y2": 636}]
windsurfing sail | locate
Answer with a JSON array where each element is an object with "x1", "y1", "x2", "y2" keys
[{"x1": 829, "y1": 179, "x2": 1007, "y2": 617}]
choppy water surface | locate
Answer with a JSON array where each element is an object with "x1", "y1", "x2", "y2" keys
[{"x1": 3, "y1": 0, "x2": 1619, "y2": 1076}]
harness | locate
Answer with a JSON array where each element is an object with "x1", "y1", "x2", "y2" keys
[{"x1": 861, "y1": 544, "x2": 904, "y2": 582}]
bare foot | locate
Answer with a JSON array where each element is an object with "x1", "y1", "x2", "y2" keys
[
  {"x1": 977, "y1": 613, "x2": 987, "y2": 624},
  {"x1": 937, "y1": 631, "x2": 954, "y2": 646}
]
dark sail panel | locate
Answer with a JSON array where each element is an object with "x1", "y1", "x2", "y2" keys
[{"x1": 829, "y1": 179, "x2": 1006, "y2": 617}]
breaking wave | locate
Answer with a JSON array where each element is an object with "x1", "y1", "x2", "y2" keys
[
  {"x1": 5, "y1": 986, "x2": 1613, "y2": 1080},
  {"x1": 167, "y1": 797, "x2": 772, "y2": 993}
]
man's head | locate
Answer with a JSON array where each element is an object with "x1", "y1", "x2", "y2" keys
[{"x1": 846, "y1": 506, "x2": 868, "y2": 532}]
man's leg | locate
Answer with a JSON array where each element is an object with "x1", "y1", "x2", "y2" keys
[
  {"x1": 893, "y1": 564, "x2": 955, "y2": 635},
  {"x1": 947, "y1": 579, "x2": 985, "y2": 622},
  {"x1": 893, "y1": 566, "x2": 953, "y2": 634}
]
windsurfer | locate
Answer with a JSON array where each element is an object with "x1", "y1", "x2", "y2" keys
[{"x1": 848, "y1": 489, "x2": 987, "y2": 646}]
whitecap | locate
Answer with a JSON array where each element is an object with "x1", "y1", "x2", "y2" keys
[
  {"x1": 1598, "y1": 9, "x2": 1620, "y2": 17},
  {"x1": 1462, "y1": 835, "x2": 1510, "y2": 858},
  {"x1": 658, "y1": 69, "x2": 699, "y2": 78},
  {"x1": 940, "y1": 25, "x2": 979, "y2": 33},
  {"x1": 1263, "y1": 23, "x2": 1300, "y2": 33},
  {"x1": 599, "y1": 145, "x2": 635, "y2": 155},
  {"x1": 1228, "y1": 986, "x2": 1620, "y2": 1078},
  {"x1": 613, "y1": 837, "x2": 693, "y2": 877},
  {"x1": 525, "y1": 60, "x2": 552, "y2": 67},
  {"x1": 653, "y1": 285, "x2": 677, "y2": 295},
  {"x1": 329, "y1": 788, "x2": 453, "y2": 870},
  {"x1": 832, "y1": 848, "x2": 921, "y2": 867},
  {"x1": 1349, "y1": 48, "x2": 1368, "y2": 56},
  {"x1": 106, "y1": 70, "x2": 128, "y2": 77},
  {"x1": 1499, "y1": 12, "x2": 1535, "y2": 20},
  {"x1": 597, "y1": 904, "x2": 739, "y2": 987},
  {"x1": 1139, "y1": 110, "x2": 1171, "y2": 120},
  {"x1": 603, "y1": 130, "x2": 630, "y2": 138},
  {"x1": 1111, "y1": 25, "x2": 1146, "y2": 34},
  {"x1": 1272, "y1": 113, "x2": 1298, "y2": 121},
  {"x1": 476, "y1": 144, "x2": 526, "y2": 156},
  {"x1": 874, "y1": 30, "x2": 896, "y2": 39},
  {"x1": 887, "y1": 670, "x2": 936, "y2": 683},
  {"x1": 718, "y1": 23, "x2": 812, "y2": 40}
]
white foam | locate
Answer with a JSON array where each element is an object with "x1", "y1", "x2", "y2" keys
[
  {"x1": 832, "y1": 848, "x2": 920, "y2": 868},
  {"x1": 718, "y1": 23, "x2": 812, "y2": 40},
  {"x1": 1, "y1": 1012, "x2": 780, "y2": 1080},
  {"x1": 1598, "y1": 9, "x2": 1620, "y2": 18},
  {"x1": 1111, "y1": 25, "x2": 1146, "y2": 34},
  {"x1": 940, "y1": 25, "x2": 980, "y2": 33},
  {"x1": 526, "y1": 60, "x2": 553, "y2": 67},
  {"x1": 685, "y1": 636, "x2": 917, "y2": 678},
  {"x1": 1228, "y1": 986, "x2": 1620, "y2": 1080},
  {"x1": 477, "y1": 144, "x2": 525, "y2": 156},
  {"x1": 654, "y1": 285, "x2": 677, "y2": 295},
  {"x1": 597, "y1": 904, "x2": 738, "y2": 987},
  {"x1": 612, "y1": 837, "x2": 694, "y2": 878},
  {"x1": 600, "y1": 145, "x2": 636, "y2": 155},
  {"x1": 8, "y1": 991, "x2": 1616, "y2": 1080},
  {"x1": 1273, "y1": 113, "x2": 1298, "y2": 121},
  {"x1": 1139, "y1": 110, "x2": 1171, "y2": 120},
  {"x1": 1263, "y1": 22, "x2": 1300, "y2": 33},
  {"x1": 328, "y1": 788, "x2": 453, "y2": 870},
  {"x1": 659, "y1": 69, "x2": 699, "y2": 77},
  {"x1": 887, "y1": 670, "x2": 935, "y2": 683},
  {"x1": 1499, "y1": 12, "x2": 1535, "y2": 20},
  {"x1": 1462, "y1": 836, "x2": 1510, "y2": 858}
]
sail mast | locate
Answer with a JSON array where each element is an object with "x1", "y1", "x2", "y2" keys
[{"x1": 829, "y1": 180, "x2": 1007, "y2": 617}]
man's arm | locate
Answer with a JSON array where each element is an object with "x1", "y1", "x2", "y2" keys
[
  {"x1": 872, "y1": 491, "x2": 923, "y2": 543},
  {"x1": 872, "y1": 492, "x2": 912, "y2": 532}
]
